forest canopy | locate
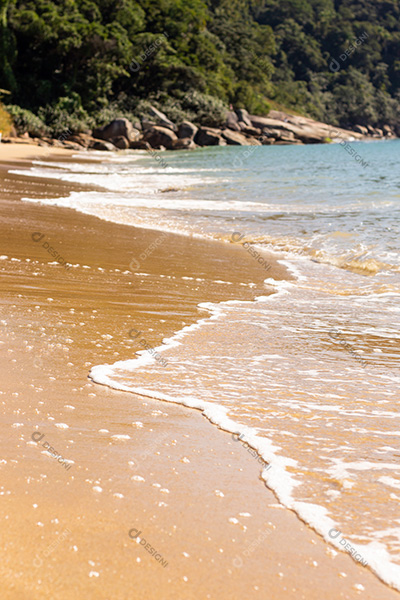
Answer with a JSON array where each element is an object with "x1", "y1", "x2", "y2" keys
[{"x1": 0, "y1": 0, "x2": 399, "y2": 133}]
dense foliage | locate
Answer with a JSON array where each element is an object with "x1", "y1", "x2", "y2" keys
[{"x1": 0, "y1": 0, "x2": 399, "y2": 133}]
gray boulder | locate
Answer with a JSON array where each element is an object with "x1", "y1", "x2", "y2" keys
[
  {"x1": 111, "y1": 136, "x2": 130, "y2": 149},
  {"x1": 178, "y1": 121, "x2": 198, "y2": 139},
  {"x1": 194, "y1": 127, "x2": 226, "y2": 146},
  {"x1": 148, "y1": 105, "x2": 177, "y2": 131},
  {"x1": 93, "y1": 119, "x2": 140, "y2": 143},
  {"x1": 236, "y1": 109, "x2": 252, "y2": 127},
  {"x1": 383, "y1": 124, "x2": 394, "y2": 137},
  {"x1": 353, "y1": 125, "x2": 368, "y2": 135},
  {"x1": 143, "y1": 126, "x2": 177, "y2": 149},
  {"x1": 171, "y1": 138, "x2": 197, "y2": 150},
  {"x1": 90, "y1": 140, "x2": 116, "y2": 151},
  {"x1": 221, "y1": 129, "x2": 254, "y2": 145},
  {"x1": 238, "y1": 124, "x2": 262, "y2": 136},
  {"x1": 142, "y1": 120, "x2": 157, "y2": 131},
  {"x1": 226, "y1": 111, "x2": 241, "y2": 131},
  {"x1": 129, "y1": 140, "x2": 151, "y2": 150}
]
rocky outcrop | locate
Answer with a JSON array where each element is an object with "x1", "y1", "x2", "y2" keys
[
  {"x1": 89, "y1": 139, "x2": 116, "y2": 151},
  {"x1": 111, "y1": 136, "x2": 130, "y2": 149},
  {"x1": 9, "y1": 108, "x2": 394, "y2": 154},
  {"x1": 143, "y1": 125, "x2": 177, "y2": 149},
  {"x1": 236, "y1": 109, "x2": 252, "y2": 127},
  {"x1": 354, "y1": 125, "x2": 368, "y2": 135},
  {"x1": 178, "y1": 121, "x2": 198, "y2": 139},
  {"x1": 129, "y1": 140, "x2": 151, "y2": 150},
  {"x1": 221, "y1": 129, "x2": 261, "y2": 145},
  {"x1": 225, "y1": 111, "x2": 241, "y2": 131},
  {"x1": 194, "y1": 127, "x2": 226, "y2": 146},
  {"x1": 147, "y1": 105, "x2": 177, "y2": 131},
  {"x1": 93, "y1": 118, "x2": 140, "y2": 143},
  {"x1": 171, "y1": 138, "x2": 197, "y2": 150}
]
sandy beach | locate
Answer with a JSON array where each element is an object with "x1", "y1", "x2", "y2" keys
[{"x1": 1, "y1": 143, "x2": 399, "y2": 600}]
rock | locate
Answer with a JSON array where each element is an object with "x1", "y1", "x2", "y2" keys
[
  {"x1": 235, "y1": 109, "x2": 252, "y2": 127},
  {"x1": 238, "y1": 124, "x2": 262, "y2": 136},
  {"x1": 142, "y1": 120, "x2": 157, "y2": 131},
  {"x1": 147, "y1": 105, "x2": 177, "y2": 131},
  {"x1": 178, "y1": 121, "x2": 198, "y2": 139},
  {"x1": 129, "y1": 140, "x2": 151, "y2": 150},
  {"x1": 143, "y1": 126, "x2": 177, "y2": 149},
  {"x1": 194, "y1": 127, "x2": 226, "y2": 146},
  {"x1": 67, "y1": 133, "x2": 93, "y2": 147},
  {"x1": 383, "y1": 124, "x2": 394, "y2": 137},
  {"x1": 171, "y1": 138, "x2": 197, "y2": 150},
  {"x1": 374, "y1": 128, "x2": 383, "y2": 137},
  {"x1": 226, "y1": 111, "x2": 241, "y2": 131},
  {"x1": 89, "y1": 140, "x2": 116, "y2": 151},
  {"x1": 251, "y1": 114, "x2": 342, "y2": 144},
  {"x1": 41, "y1": 137, "x2": 56, "y2": 145},
  {"x1": 62, "y1": 141, "x2": 85, "y2": 150},
  {"x1": 93, "y1": 118, "x2": 140, "y2": 143},
  {"x1": 260, "y1": 138, "x2": 275, "y2": 145},
  {"x1": 366, "y1": 125, "x2": 375, "y2": 135},
  {"x1": 274, "y1": 139, "x2": 303, "y2": 145},
  {"x1": 353, "y1": 125, "x2": 368, "y2": 135},
  {"x1": 221, "y1": 129, "x2": 255, "y2": 145},
  {"x1": 111, "y1": 136, "x2": 130, "y2": 149}
]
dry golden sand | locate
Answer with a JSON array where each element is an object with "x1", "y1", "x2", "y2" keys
[{"x1": 0, "y1": 144, "x2": 398, "y2": 600}]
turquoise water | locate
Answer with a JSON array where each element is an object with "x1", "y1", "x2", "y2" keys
[{"x1": 15, "y1": 138, "x2": 400, "y2": 590}]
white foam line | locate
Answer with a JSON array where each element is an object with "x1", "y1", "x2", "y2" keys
[{"x1": 89, "y1": 277, "x2": 400, "y2": 591}]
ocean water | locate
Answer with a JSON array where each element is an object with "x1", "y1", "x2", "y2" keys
[{"x1": 13, "y1": 139, "x2": 400, "y2": 590}]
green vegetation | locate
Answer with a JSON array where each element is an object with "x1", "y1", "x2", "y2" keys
[
  {"x1": 0, "y1": 102, "x2": 12, "y2": 135},
  {"x1": 0, "y1": 0, "x2": 399, "y2": 135}
]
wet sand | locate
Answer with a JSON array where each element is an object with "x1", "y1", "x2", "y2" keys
[{"x1": 0, "y1": 144, "x2": 398, "y2": 599}]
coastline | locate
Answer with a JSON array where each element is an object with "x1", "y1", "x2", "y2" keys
[{"x1": 0, "y1": 144, "x2": 399, "y2": 599}]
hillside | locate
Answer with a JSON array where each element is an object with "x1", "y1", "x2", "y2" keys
[{"x1": 0, "y1": 0, "x2": 399, "y2": 134}]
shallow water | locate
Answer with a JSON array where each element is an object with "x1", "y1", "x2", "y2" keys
[{"x1": 15, "y1": 139, "x2": 400, "y2": 590}]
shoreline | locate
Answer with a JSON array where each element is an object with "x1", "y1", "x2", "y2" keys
[{"x1": 0, "y1": 146, "x2": 399, "y2": 599}]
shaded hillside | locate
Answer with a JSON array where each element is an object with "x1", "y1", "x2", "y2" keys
[{"x1": 0, "y1": 0, "x2": 399, "y2": 132}]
